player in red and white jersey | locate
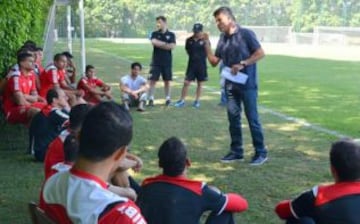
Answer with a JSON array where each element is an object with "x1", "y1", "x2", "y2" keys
[
  {"x1": 39, "y1": 53, "x2": 84, "y2": 105},
  {"x1": 41, "y1": 102, "x2": 146, "y2": 224},
  {"x1": 77, "y1": 65, "x2": 112, "y2": 104},
  {"x1": 2, "y1": 52, "x2": 46, "y2": 125},
  {"x1": 44, "y1": 104, "x2": 91, "y2": 179}
]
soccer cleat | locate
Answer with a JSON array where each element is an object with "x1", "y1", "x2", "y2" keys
[
  {"x1": 192, "y1": 101, "x2": 200, "y2": 108},
  {"x1": 148, "y1": 99, "x2": 154, "y2": 107},
  {"x1": 174, "y1": 100, "x2": 185, "y2": 108},
  {"x1": 165, "y1": 99, "x2": 171, "y2": 106},
  {"x1": 250, "y1": 155, "x2": 268, "y2": 166},
  {"x1": 220, "y1": 152, "x2": 244, "y2": 163}
]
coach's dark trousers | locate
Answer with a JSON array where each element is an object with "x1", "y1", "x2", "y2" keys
[{"x1": 225, "y1": 80, "x2": 267, "y2": 157}]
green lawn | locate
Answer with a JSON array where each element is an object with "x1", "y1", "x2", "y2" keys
[{"x1": 0, "y1": 39, "x2": 358, "y2": 223}]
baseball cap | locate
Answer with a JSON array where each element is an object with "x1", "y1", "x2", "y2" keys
[{"x1": 192, "y1": 23, "x2": 203, "y2": 33}]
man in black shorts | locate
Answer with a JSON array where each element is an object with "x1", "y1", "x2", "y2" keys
[
  {"x1": 174, "y1": 23, "x2": 208, "y2": 109},
  {"x1": 148, "y1": 16, "x2": 176, "y2": 106}
]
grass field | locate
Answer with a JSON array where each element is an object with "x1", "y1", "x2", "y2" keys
[{"x1": 0, "y1": 39, "x2": 358, "y2": 223}]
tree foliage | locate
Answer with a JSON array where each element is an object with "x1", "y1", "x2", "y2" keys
[
  {"x1": 0, "y1": 0, "x2": 51, "y2": 77},
  {"x1": 84, "y1": 0, "x2": 360, "y2": 37}
]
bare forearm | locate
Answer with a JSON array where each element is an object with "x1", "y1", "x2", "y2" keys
[
  {"x1": 204, "y1": 41, "x2": 219, "y2": 66},
  {"x1": 120, "y1": 84, "x2": 133, "y2": 94},
  {"x1": 243, "y1": 48, "x2": 265, "y2": 65}
]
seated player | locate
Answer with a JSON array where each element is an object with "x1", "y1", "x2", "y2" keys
[
  {"x1": 41, "y1": 102, "x2": 146, "y2": 223},
  {"x1": 62, "y1": 51, "x2": 77, "y2": 87},
  {"x1": 275, "y1": 139, "x2": 360, "y2": 224},
  {"x1": 2, "y1": 52, "x2": 46, "y2": 126},
  {"x1": 137, "y1": 137, "x2": 248, "y2": 224},
  {"x1": 40, "y1": 53, "x2": 84, "y2": 105},
  {"x1": 44, "y1": 103, "x2": 91, "y2": 179},
  {"x1": 77, "y1": 65, "x2": 112, "y2": 104},
  {"x1": 29, "y1": 88, "x2": 70, "y2": 162},
  {"x1": 44, "y1": 134, "x2": 79, "y2": 181},
  {"x1": 120, "y1": 62, "x2": 148, "y2": 111}
]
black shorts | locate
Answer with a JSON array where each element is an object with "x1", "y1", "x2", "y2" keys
[
  {"x1": 149, "y1": 65, "x2": 172, "y2": 81},
  {"x1": 185, "y1": 66, "x2": 208, "y2": 82}
]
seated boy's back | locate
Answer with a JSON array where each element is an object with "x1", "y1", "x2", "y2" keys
[{"x1": 137, "y1": 137, "x2": 247, "y2": 224}]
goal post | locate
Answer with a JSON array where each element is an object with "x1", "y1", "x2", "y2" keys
[{"x1": 42, "y1": 0, "x2": 86, "y2": 75}]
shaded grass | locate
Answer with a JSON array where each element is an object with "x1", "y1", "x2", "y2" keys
[{"x1": 0, "y1": 40, "x2": 353, "y2": 223}]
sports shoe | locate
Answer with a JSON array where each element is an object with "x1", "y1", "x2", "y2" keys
[
  {"x1": 148, "y1": 99, "x2": 154, "y2": 107},
  {"x1": 192, "y1": 101, "x2": 200, "y2": 108},
  {"x1": 124, "y1": 103, "x2": 130, "y2": 111},
  {"x1": 220, "y1": 152, "x2": 244, "y2": 163},
  {"x1": 165, "y1": 99, "x2": 171, "y2": 106},
  {"x1": 174, "y1": 100, "x2": 185, "y2": 108},
  {"x1": 250, "y1": 155, "x2": 268, "y2": 166}
]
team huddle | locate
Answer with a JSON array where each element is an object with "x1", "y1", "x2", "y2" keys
[{"x1": 1, "y1": 6, "x2": 360, "y2": 224}]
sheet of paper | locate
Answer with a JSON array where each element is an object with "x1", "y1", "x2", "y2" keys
[{"x1": 221, "y1": 66, "x2": 248, "y2": 84}]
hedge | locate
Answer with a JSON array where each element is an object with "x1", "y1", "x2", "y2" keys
[{"x1": 0, "y1": 0, "x2": 51, "y2": 77}]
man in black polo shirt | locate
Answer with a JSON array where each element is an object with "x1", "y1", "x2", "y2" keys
[
  {"x1": 204, "y1": 7, "x2": 268, "y2": 165},
  {"x1": 174, "y1": 23, "x2": 208, "y2": 109},
  {"x1": 148, "y1": 16, "x2": 176, "y2": 106},
  {"x1": 137, "y1": 137, "x2": 248, "y2": 224},
  {"x1": 275, "y1": 139, "x2": 360, "y2": 224}
]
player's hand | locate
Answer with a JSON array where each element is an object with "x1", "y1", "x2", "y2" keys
[
  {"x1": 76, "y1": 89, "x2": 85, "y2": 97},
  {"x1": 231, "y1": 63, "x2": 245, "y2": 75},
  {"x1": 38, "y1": 96, "x2": 46, "y2": 103},
  {"x1": 131, "y1": 91, "x2": 139, "y2": 99},
  {"x1": 132, "y1": 157, "x2": 143, "y2": 173}
]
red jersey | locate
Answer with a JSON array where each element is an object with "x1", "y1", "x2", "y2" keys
[
  {"x1": 41, "y1": 168, "x2": 146, "y2": 224},
  {"x1": 77, "y1": 76, "x2": 104, "y2": 103},
  {"x1": 3, "y1": 72, "x2": 37, "y2": 113},
  {"x1": 39, "y1": 64, "x2": 66, "y2": 97},
  {"x1": 44, "y1": 129, "x2": 69, "y2": 180}
]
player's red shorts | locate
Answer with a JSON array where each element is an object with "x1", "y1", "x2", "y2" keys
[{"x1": 6, "y1": 102, "x2": 45, "y2": 124}]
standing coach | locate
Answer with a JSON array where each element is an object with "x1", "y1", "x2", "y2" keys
[{"x1": 204, "y1": 6, "x2": 268, "y2": 165}]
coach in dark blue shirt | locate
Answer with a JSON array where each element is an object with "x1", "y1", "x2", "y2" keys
[
  {"x1": 205, "y1": 6, "x2": 268, "y2": 165},
  {"x1": 148, "y1": 16, "x2": 176, "y2": 106}
]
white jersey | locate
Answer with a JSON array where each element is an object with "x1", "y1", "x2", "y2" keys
[
  {"x1": 42, "y1": 168, "x2": 145, "y2": 224},
  {"x1": 120, "y1": 75, "x2": 146, "y2": 91}
]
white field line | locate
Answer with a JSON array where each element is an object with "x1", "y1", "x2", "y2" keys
[{"x1": 90, "y1": 45, "x2": 351, "y2": 139}]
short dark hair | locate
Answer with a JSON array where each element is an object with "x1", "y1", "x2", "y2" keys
[
  {"x1": 17, "y1": 52, "x2": 33, "y2": 65},
  {"x1": 23, "y1": 40, "x2": 37, "y2": 48},
  {"x1": 213, "y1": 6, "x2": 236, "y2": 21},
  {"x1": 156, "y1": 16, "x2": 167, "y2": 22},
  {"x1": 86, "y1": 65, "x2": 95, "y2": 73},
  {"x1": 54, "y1": 53, "x2": 66, "y2": 62},
  {"x1": 62, "y1": 51, "x2": 73, "y2": 59},
  {"x1": 69, "y1": 104, "x2": 92, "y2": 130},
  {"x1": 158, "y1": 137, "x2": 187, "y2": 177},
  {"x1": 36, "y1": 47, "x2": 43, "y2": 51},
  {"x1": 79, "y1": 102, "x2": 133, "y2": 162},
  {"x1": 131, "y1": 62, "x2": 142, "y2": 70},
  {"x1": 46, "y1": 88, "x2": 59, "y2": 105},
  {"x1": 63, "y1": 134, "x2": 79, "y2": 163},
  {"x1": 330, "y1": 139, "x2": 360, "y2": 181}
]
